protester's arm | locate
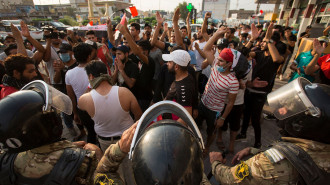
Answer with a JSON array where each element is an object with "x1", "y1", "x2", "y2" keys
[
  {"x1": 323, "y1": 25, "x2": 330, "y2": 36},
  {"x1": 151, "y1": 11, "x2": 165, "y2": 50},
  {"x1": 106, "y1": 17, "x2": 115, "y2": 47},
  {"x1": 265, "y1": 23, "x2": 284, "y2": 63},
  {"x1": 195, "y1": 42, "x2": 206, "y2": 58},
  {"x1": 43, "y1": 31, "x2": 52, "y2": 62},
  {"x1": 10, "y1": 24, "x2": 27, "y2": 56},
  {"x1": 215, "y1": 93, "x2": 237, "y2": 128},
  {"x1": 111, "y1": 61, "x2": 119, "y2": 84},
  {"x1": 160, "y1": 24, "x2": 167, "y2": 42},
  {"x1": 116, "y1": 24, "x2": 149, "y2": 64},
  {"x1": 305, "y1": 39, "x2": 325, "y2": 75},
  {"x1": 53, "y1": 60, "x2": 64, "y2": 83},
  {"x1": 115, "y1": 58, "x2": 136, "y2": 88},
  {"x1": 66, "y1": 84, "x2": 80, "y2": 124},
  {"x1": 20, "y1": 21, "x2": 45, "y2": 53},
  {"x1": 186, "y1": 12, "x2": 191, "y2": 41},
  {"x1": 128, "y1": 89, "x2": 142, "y2": 121},
  {"x1": 245, "y1": 23, "x2": 260, "y2": 49},
  {"x1": 173, "y1": 8, "x2": 184, "y2": 49},
  {"x1": 204, "y1": 27, "x2": 227, "y2": 65},
  {"x1": 202, "y1": 12, "x2": 211, "y2": 41}
]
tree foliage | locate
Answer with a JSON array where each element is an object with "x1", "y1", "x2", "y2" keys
[
  {"x1": 66, "y1": 7, "x2": 77, "y2": 18},
  {"x1": 113, "y1": 16, "x2": 121, "y2": 24},
  {"x1": 59, "y1": 16, "x2": 79, "y2": 26},
  {"x1": 82, "y1": 19, "x2": 90, "y2": 26},
  {"x1": 129, "y1": 17, "x2": 140, "y2": 24},
  {"x1": 176, "y1": 2, "x2": 189, "y2": 20}
]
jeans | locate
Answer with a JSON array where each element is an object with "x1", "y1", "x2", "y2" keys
[
  {"x1": 240, "y1": 89, "x2": 267, "y2": 145},
  {"x1": 195, "y1": 102, "x2": 217, "y2": 136},
  {"x1": 77, "y1": 108, "x2": 97, "y2": 144}
]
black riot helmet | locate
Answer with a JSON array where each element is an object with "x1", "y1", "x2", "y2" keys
[
  {"x1": 0, "y1": 80, "x2": 73, "y2": 153},
  {"x1": 268, "y1": 77, "x2": 330, "y2": 144},
  {"x1": 129, "y1": 101, "x2": 205, "y2": 185}
]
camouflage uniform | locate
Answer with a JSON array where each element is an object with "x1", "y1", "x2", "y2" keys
[
  {"x1": 94, "y1": 142, "x2": 212, "y2": 185},
  {"x1": 14, "y1": 140, "x2": 98, "y2": 185},
  {"x1": 212, "y1": 137, "x2": 330, "y2": 185}
]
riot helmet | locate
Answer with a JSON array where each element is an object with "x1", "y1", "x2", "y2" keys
[
  {"x1": 129, "y1": 101, "x2": 204, "y2": 185},
  {"x1": 267, "y1": 77, "x2": 330, "y2": 144},
  {"x1": 0, "y1": 80, "x2": 72, "y2": 153}
]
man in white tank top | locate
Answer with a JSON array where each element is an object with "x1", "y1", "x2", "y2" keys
[{"x1": 78, "y1": 60, "x2": 142, "y2": 184}]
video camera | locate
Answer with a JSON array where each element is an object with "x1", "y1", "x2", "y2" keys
[{"x1": 41, "y1": 26, "x2": 59, "y2": 39}]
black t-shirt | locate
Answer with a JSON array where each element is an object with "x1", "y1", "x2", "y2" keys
[
  {"x1": 275, "y1": 41, "x2": 287, "y2": 56},
  {"x1": 163, "y1": 42, "x2": 175, "y2": 54},
  {"x1": 121, "y1": 59, "x2": 139, "y2": 90},
  {"x1": 57, "y1": 62, "x2": 79, "y2": 93},
  {"x1": 153, "y1": 63, "x2": 197, "y2": 108},
  {"x1": 134, "y1": 56, "x2": 155, "y2": 100},
  {"x1": 252, "y1": 51, "x2": 282, "y2": 93},
  {"x1": 0, "y1": 63, "x2": 5, "y2": 83},
  {"x1": 165, "y1": 74, "x2": 197, "y2": 108}
]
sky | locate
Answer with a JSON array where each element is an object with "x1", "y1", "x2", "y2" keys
[{"x1": 34, "y1": 0, "x2": 276, "y2": 12}]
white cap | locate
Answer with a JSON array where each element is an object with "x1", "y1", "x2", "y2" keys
[{"x1": 162, "y1": 50, "x2": 191, "y2": 67}]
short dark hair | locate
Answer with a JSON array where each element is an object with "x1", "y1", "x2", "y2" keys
[
  {"x1": 306, "y1": 25, "x2": 312, "y2": 29},
  {"x1": 243, "y1": 25, "x2": 251, "y2": 30},
  {"x1": 256, "y1": 25, "x2": 263, "y2": 29},
  {"x1": 229, "y1": 28, "x2": 236, "y2": 34},
  {"x1": 85, "y1": 60, "x2": 108, "y2": 78},
  {"x1": 240, "y1": 33, "x2": 248, "y2": 39},
  {"x1": 271, "y1": 31, "x2": 281, "y2": 43},
  {"x1": 137, "y1": 40, "x2": 152, "y2": 52},
  {"x1": 4, "y1": 44, "x2": 17, "y2": 56},
  {"x1": 4, "y1": 54, "x2": 34, "y2": 76},
  {"x1": 86, "y1": 30, "x2": 95, "y2": 36},
  {"x1": 130, "y1": 23, "x2": 140, "y2": 31},
  {"x1": 144, "y1": 23, "x2": 151, "y2": 29},
  {"x1": 180, "y1": 26, "x2": 187, "y2": 30},
  {"x1": 284, "y1": 26, "x2": 292, "y2": 31},
  {"x1": 273, "y1": 25, "x2": 284, "y2": 36},
  {"x1": 73, "y1": 43, "x2": 93, "y2": 64}
]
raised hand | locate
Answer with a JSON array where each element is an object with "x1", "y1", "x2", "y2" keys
[
  {"x1": 265, "y1": 22, "x2": 274, "y2": 40},
  {"x1": 20, "y1": 21, "x2": 30, "y2": 38},
  {"x1": 313, "y1": 38, "x2": 326, "y2": 55},
  {"x1": 195, "y1": 42, "x2": 200, "y2": 50},
  {"x1": 10, "y1": 23, "x2": 22, "y2": 40},
  {"x1": 115, "y1": 23, "x2": 126, "y2": 34},
  {"x1": 106, "y1": 17, "x2": 112, "y2": 30},
  {"x1": 156, "y1": 11, "x2": 165, "y2": 24},
  {"x1": 164, "y1": 22, "x2": 168, "y2": 32},
  {"x1": 215, "y1": 26, "x2": 227, "y2": 36},
  {"x1": 173, "y1": 8, "x2": 180, "y2": 23},
  {"x1": 251, "y1": 23, "x2": 260, "y2": 41},
  {"x1": 204, "y1": 12, "x2": 211, "y2": 20},
  {"x1": 186, "y1": 12, "x2": 191, "y2": 23}
]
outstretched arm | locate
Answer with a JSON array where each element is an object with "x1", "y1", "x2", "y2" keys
[{"x1": 204, "y1": 27, "x2": 227, "y2": 65}]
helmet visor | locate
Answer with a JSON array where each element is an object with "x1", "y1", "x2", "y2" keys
[
  {"x1": 267, "y1": 77, "x2": 320, "y2": 120},
  {"x1": 21, "y1": 80, "x2": 73, "y2": 115}
]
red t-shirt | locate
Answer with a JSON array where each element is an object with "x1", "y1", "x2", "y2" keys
[
  {"x1": 318, "y1": 54, "x2": 330, "y2": 79},
  {"x1": 0, "y1": 85, "x2": 18, "y2": 100}
]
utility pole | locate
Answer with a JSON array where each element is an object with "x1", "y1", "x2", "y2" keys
[
  {"x1": 256, "y1": 1, "x2": 260, "y2": 14},
  {"x1": 236, "y1": 0, "x2": 239, "y2": 10},
  {"x1": 202, "y1": 0, "x2": 205, "y2": 12}
]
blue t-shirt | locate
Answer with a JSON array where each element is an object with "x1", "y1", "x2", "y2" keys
[
  {"x1": 289, "y1": 50, "x2": 322, "y2": 82},
  {"x1": 188, "y1": 50, "x2": 197, "y2": 65}
]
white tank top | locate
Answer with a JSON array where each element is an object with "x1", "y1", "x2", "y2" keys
[{"x1": 90, "y1": 86, "x2": 134, "y2": 137}]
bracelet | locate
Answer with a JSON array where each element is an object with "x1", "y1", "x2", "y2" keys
[{"x1": 219, "y1": 116, "x2": 226, "y2": 121}]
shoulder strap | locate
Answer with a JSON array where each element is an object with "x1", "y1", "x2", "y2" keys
[
  {"x1": 44, "y1": 148, "x2": 87, "y2": 185},
  {"x1": 0, "y1": 152, "x2": 18, "y2": 185},
  {"x1": 273, "y1": 142, "x2": 330, "y2": 185}
]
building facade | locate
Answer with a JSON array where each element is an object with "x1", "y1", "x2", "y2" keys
[{"x1": 204, "y1": 0, "x2": 231, "y2": 20}]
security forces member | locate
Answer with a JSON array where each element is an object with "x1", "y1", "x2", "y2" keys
[
  {"x1": 0, "y1": 80, "x2": 102, "y2": 185},
  {"x1": 94, "y1": 101, "x2": 212, "y2": 185},
  {"x1": 209, "y1": 77, "x2": 330, "y2": 185}
]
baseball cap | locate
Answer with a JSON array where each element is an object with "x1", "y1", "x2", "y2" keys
[
  {"x1": 162, "y1": 50, "x2": 191, "y2": 67},
  {"x1": 59, "y1": 43, "x2": 72, "y2": 53},
  {"x1": 113, "y1": 45, "x2": 130, "y2": 54}
]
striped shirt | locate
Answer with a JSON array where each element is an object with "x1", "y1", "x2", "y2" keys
[{"x1": 201, "y1": 62, "x2": 239, "y2": 112}]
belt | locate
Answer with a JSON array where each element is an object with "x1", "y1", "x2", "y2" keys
[{"x1": 98, "y1": 135, "x2": 121, "y2": 141}]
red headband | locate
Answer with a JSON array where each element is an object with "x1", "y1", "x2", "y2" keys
[{"x1": 219, "y1": 48, "x2": 234, "y2": 63}]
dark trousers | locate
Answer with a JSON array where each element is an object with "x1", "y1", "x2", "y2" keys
[
  {"x1": 240, "y1": 89, "x2": 267, "y2": 144},
  {"x1": 77, "y1": 108, "x2": 97, "y2": 144},
  {"x1": 195, "y1": 102, "x2": 217, "y2": 136}
]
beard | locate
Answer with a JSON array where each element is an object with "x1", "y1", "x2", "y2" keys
[
  {"x1": 20, "y1": 75, "x2": 35, "y2": 86},
  {"x1": 120, "y1": 55, "x2": 127, "y2": 64},
  {"x1": 168, "y1": 65, "x2": 175, "y2": 74}
]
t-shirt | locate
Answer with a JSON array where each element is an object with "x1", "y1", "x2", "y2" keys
[
  {"x1": 192, "y1": 41, "x2": 206, "y2": 71},
  {"x1": 317, "y1": 54, "x2": 330, "y2": 85},
  {"x1": 149, "y1": 48, "x2": 163, "y2": 80},
  {"x1": 65, "y1": 66, "x2": 89, "y2": 103},
  {"x1": 44, "y1": 45, "x2": 61, "y2": 85},
  {"x1": 134, "y1": 56, "x2": 155, "y2": 100},
  {"x1": 163, "y1": 42, "x2": 176, "y2": 54},
  {"x1": 119, "y1": 59, "x2": 139, "y2": 91},
  {"x1": 252, "y1": 51, "x2": 282, "y2": 93},
  {"x1": 165, "y1": 74, "x2": 197, "y2": 108},
  {"x1": 188, "y1": 50, "x2": 197, "y2": 65},
  {"x1": 0, "y1": 49, "x2": 34, "y2": 61},
  {"x1": 289, "y1": 50, "x2": 315, "y2": 82},
  {"x1": 201, "y1": 62, "x2": 239, "y2": 112}
]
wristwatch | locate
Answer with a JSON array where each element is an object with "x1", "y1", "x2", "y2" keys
[{"x1": 266, "y1": 39, "x2": 274, "y2": 44}]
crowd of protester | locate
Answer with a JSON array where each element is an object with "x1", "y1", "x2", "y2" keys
[{"x1": 1, "y1": 9, "x2": 330, "y2": 164}]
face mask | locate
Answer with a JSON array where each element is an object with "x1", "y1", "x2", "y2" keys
[
  {"x1": 60, "y1": 53, "x2": 71, "y2": 63},
  {"x1": 216, "y1": 65, "x2": 226, "y2": 73}
]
